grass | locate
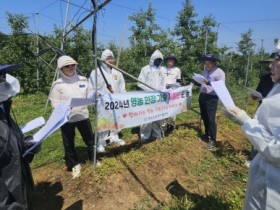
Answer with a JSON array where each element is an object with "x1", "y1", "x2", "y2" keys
[{"x1": 11, "y1": 86, "x2": 259, "y2": 209}]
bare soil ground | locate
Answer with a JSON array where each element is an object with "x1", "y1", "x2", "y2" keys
[{"x1": 32, "y1": 118, "x2": 249, "y2": 210}]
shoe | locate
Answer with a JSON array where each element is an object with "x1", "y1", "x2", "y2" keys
[
  {"x1": 206, "y1": 140, "x2": 216, "y2": 150},
  {"x1": 200, "y1": 134, "x2": 210, "y2": 142},
  {"x1": 96, "y1": 161, "x2": 102, "y2": 167},
  {"x1": 72, "y1": 164, "x2": 81, "y2": 179},
  {"x1": 112, "y1": 138, "x2": 126, "y2": 146},
  {"x1": 244, "y1": 160, "x2": 251, "y2": 168},
  {"x1": 167, "y1": 124, "x2": 175, "y2": 132},
  {"x1": 139, "y1": 138, "x2": 148, "y2": 143},
  {"x1": 97, "y1": 145, "x2": 106, "y2": 153}
]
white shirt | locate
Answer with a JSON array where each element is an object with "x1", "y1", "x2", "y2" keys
[
  {"x1": 49, "y1": 73, "x2": 91, "y2": 122},
  {"x1": 162, "y1": 66, "x2": 181, "y2": 86}
]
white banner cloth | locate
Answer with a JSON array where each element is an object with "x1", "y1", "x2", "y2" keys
[{"x1": 96, "y1": 86, "x2": 192, "y2": 131}]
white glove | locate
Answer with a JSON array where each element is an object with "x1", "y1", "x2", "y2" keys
[{"x1": 222, "y1": 106, "x2": 251, "y2": 126}]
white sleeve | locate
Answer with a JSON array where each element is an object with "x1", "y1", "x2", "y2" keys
[
  {"x1": 216, "y1": 69, "x2": 225, "y2": 81},
  {"x1": 119, "y1": 73, "x2": 126, "y2": 92},
  {"x1": 86, "y1": 79, "x2": 95, "y2": 98},
  {"x1": 137, "y1": 68, "x2": 152, "y2": 91},
  {"x1": 177, "y1": 68, "x2": 181, "y2": 79},
  {"x1": 88, "y1": 70, "x2": 96, "y2": 90},
  {"x1": 49, "y1": 83, "x2": 61, "y2": 108},
  {"x1": 242, "y1": 118, "x2": 280, "y2": 165}
]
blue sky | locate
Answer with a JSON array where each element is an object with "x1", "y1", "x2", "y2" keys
[{"x1": 1, "y1": 0, "x2": 280, "y2": 53}]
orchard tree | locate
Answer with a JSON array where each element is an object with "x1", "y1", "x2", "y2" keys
[
  {"x1": 199, "y1": 15, "x2": 219, "y2": 55},
  {"x1": 126, "y1": 3, "x2": 171, "y2": 76},
  {"x1": 173, "y1": 0, "x2": 201, "y2": 80},
  {"x1": 237, "y1": 29, "x2": 256, "y2": 86},
  {"x1": 238, "y1": 29, "x2": 255, "y2": 56},
  {"x1": 0, "y1": 13, "x2": 38, "y2": 93}
]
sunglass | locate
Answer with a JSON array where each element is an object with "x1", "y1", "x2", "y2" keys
[
  {"x1": 0, "y1": 74, "x2": 6, "y2": 83},
  {"x1": 64, "y1": 64, "x2": 76, "y2": 68}
]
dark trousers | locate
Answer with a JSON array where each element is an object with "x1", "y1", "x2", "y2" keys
[
  {"x1": 60, "y1": 119, "x2": 95, "y2": 169},
  {"x1": 199, "y1": 93, "x2": 219, "y2": 141}
]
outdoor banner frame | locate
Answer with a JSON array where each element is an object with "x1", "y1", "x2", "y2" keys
[{"x1": 96, "y1": 86, "x2": 192, "y2": 131}]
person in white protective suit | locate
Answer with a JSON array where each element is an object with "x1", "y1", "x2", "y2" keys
[
  {"x1": 222, "y1": 53, "x2": 280, "y2": 210},
  {"x1": 162, "y1": 53, "x2": 181, "y2": 132},
  {"x1": 137, "y1": 49, "x2": 165, "y2": 142},
  {"x1": 89, "y1": 49, "x2": 126, "y2": 153}
]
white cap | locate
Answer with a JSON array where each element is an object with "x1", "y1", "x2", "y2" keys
[{"x1": 57, "y1": 55, "x2": 78, "y2": 69}]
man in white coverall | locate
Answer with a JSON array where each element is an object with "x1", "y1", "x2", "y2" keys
[
  {"x1": 222, "y1": 53, "x2": 280, "y2": 210},
  {"x1": 162, "y1": 53, "x2": 181, "y2": 131},
  {"x1": 89, "y1": 49, "x2": 126, "y2": 152},
  {"x1": 137, "y1": 50, "x2": 165, "y2": 142}
]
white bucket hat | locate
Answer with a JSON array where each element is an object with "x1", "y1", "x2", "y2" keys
[
  {"x1": 57, "y1": 55, "x2": 78, "y2": 69},
  {"x1": 0, "y1": 64, "x2": 21, "y2": 103},
  {"x1": 0, "y1": 74, "x2": 20, "y2": 103}
]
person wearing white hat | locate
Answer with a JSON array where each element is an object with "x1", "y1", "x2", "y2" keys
[
  {"x1": 88, "y1": 49, "x2": 126, "y2": 153},
  {"x1": 137, "y1": 49, "x2": 165, "y2": 142},
  {"x1": 49, "y1": 55, "x2": 96, "y2": 179},
  {"x1": 222, "y1": 53, "x2": 280, "y2": 210},
  {"x1": 0, "y1": 65, "x2": 38, "y2": 209}
]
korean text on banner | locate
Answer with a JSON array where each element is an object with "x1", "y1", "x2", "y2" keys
[{"x1": 96, "y1": 85, "x2": 192, "y2": 131}]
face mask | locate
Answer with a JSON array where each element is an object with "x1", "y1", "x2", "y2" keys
[{"x1": 154, "y1": 58, "x2": 162, "y2": 68}]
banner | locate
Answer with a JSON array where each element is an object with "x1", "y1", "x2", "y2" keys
[{"x1": 97, "y1": 86, "x2": 192, "y2": 131}]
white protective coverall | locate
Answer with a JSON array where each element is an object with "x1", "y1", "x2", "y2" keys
[
  {"x1": 89, "y1": 49, "x2": 126, "y2": 152},
  {"x1": 242, "y1": 82, "x2": 280, "y2": 210},
  {"x1": 137, "y1": 50, "x2": 165, "y2": 141}
]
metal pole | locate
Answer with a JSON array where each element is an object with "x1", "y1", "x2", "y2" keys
[
  {"x1": 116, "y1": 16, "x2": 128, "y2": 67},
  {"x1": 215, "y1": 23, "x2": 220, "y2": 47},
  {"x1": 35, "y1": 12, "x2": 39, "y2": 90},
  {"x1": 260, "y1": 39, "x2": 264, "y2": 76},
  {"x1": 64, "y1": 0, "x2": 112, "y2": 39},
  {"x1": 245, "y1": 54, "x2": 250, "y2": 87},
  {"x1": 204, "y1": 27, "x2": 208, "y2": 55},
  {"x1": 91, "y1": 0, "x2": 98, "y2": 170},
  {"x1": 61, "y1": 0, "x2": 70, "y2": 51},
  {"x1": 21, "y1": 22, "x2": 64, "y2": 56},
  {"x1": 97, "y1": 57, "x2": 157, "y2": 91}
]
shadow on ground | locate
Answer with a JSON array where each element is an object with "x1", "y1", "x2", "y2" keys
[
  {"x1": 32, "y1": 181, "x2": 64, "y2": 210},
  {"x1": 166, "y1": 179, "x2": 232, "y2": 210}
]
